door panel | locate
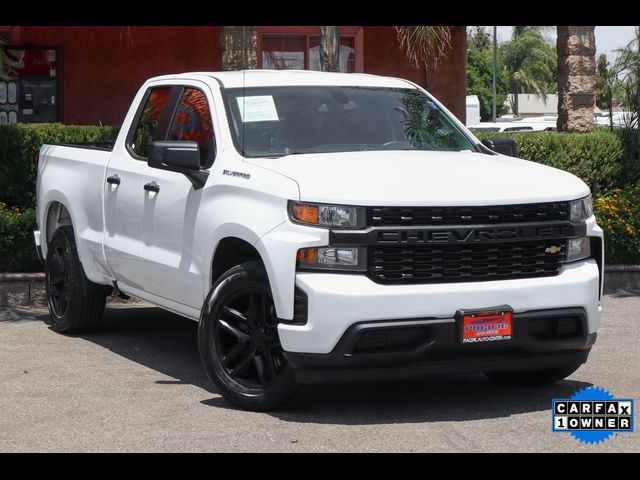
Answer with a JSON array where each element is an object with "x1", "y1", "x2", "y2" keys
[
  {"x1": 140, "y1": 169, "x2": 205, "y2": 308},
  {"x1": 136, "y1": 84, "x2": 217, "y2": 309},
  {"x1": 103, "y1": 86, "x2": 174, "y2": 289},
  {"x1": 103, "y1": 153, "x2": 146, "y2": 288}
]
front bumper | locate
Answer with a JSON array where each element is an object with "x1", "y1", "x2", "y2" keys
[
  {"x1": 278, "y1": 259, "x2": 601, "y2": 354},
  {"x1": 285, "y1": 308, "x2": 596, "y2": 384}
]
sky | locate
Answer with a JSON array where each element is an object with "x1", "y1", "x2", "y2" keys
[{"x1": 491, "y1": 26, "x2": 636, "y2": 62}]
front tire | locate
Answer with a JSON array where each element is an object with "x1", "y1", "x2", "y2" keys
[
  {"x1": 484, "y1": 363, "x2": 582, "y2": 386},
  {"x1": 45, "y1": 225, "x2": 107, "y2": 333},
  {"x1": 198, "y1": 261, "x2": 298, "y2": 411}
]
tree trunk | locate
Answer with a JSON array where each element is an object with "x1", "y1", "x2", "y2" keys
[
  {"x1": 221, "y1": 26, "x2": 257, "y2": 71},
  {"x1": 320, "y1": 26, "x2": 340, "y2": 72},
  {"x1": 557, "y1": 26, "x2": 596, "y2": 132}
]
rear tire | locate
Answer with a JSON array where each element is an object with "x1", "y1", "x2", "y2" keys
[
  {"x1": 484, "y1": 363, "x2": 582, "y2": 386},
  {"x1": 198, "y1": 261, "x2": 298, "y2": 411},
  {"x1": 45, "y1": 225, "x2": 107, "y2": 333}
]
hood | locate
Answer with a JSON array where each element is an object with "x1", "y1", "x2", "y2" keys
[{"x1": 246, "y1": 150, "x2": 590, "y2": 206}]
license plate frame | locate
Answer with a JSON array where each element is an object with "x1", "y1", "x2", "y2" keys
[{"x1": 455, "y1": 305, "x2": 513, "y2": 344}]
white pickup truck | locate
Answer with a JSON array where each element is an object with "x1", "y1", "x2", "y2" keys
[{"x1": 34, "y1": 70, "x2": 603, "y2": 410}]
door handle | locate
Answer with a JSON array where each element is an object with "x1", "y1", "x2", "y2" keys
[
  {"x1": 144, "y1": 182, "x2": 160, "y2": 193},
  {"x1": 106, "y1": 175, "x2": 121, "y2": 186}
]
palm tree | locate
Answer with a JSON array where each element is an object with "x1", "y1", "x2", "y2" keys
[
  {"x1": 556, "y1": 26, "x2": 596, "y2": 132},
  {"x1": 320, "y1": 26, "x2": 340, "y2": 72},
  {"x1": 395, "y1": 26, "x2": 452, "y2": 87},
  {"x1": 221, "y1": 26, "x2": 257, "y2": 70},
  {"x1": 500, "y1": 26, "x2": 556, "y2": 117}
]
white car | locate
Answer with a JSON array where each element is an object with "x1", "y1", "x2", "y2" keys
[
  {"x1": 469, "y1": 120, "x2": 556, "y2": 133},
  {"x1": 34, "y1": 71, "x2": 603, "y2": 410}
]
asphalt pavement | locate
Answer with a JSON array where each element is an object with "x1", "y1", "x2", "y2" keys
[{"x1": 1, "y1": 294, "x2": 638, "y2": 452}]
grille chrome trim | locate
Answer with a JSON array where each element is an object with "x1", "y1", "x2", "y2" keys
[{"x1": 330, "y1": 221, "x2": 586, "y2": 246}]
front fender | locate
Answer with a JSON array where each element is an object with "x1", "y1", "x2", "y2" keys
[{"x1": 254, "y1": 222, "x2": 328, "y2": 320}]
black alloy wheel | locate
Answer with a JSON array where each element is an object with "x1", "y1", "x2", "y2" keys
[
  {"x1": 44, "y1": 225, "x2": 107, "y2": 333},
  {"x1": 47, "y1": 242, "x2": 71, "y2": 318},
  {"x1": 198, "y1": 261, "x2": 298, "y2": 410},
  {"x1": 214, "y1": 288, "x2": 287, "y2": 388}
]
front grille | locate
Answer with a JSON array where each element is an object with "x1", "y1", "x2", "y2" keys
[
  {"x1": 369, "y1": 240, "x2": 566, "y2": 284},
  {"x1": 369, "y1": 202, "x2": 569, "y2": 226}
]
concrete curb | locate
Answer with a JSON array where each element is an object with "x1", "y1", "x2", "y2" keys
[
  {"x1": 0, "y1": 266, "x2": 639, "y2": 280},
  {"x1": 0, "y1": 273, "x2": 45, "y2": 282},
  {"x1": 1, "y1": 267, "x2": 639, "y2": 298},
  {"x1": 605, "y1": 265, "x2": 640, "y2": 272}
]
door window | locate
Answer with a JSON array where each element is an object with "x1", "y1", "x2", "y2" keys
[
  {"x1": 130, "y1": 87, "x2": 171, "y2": 158},
  {"x1": 169, "y1": 87, "x2": 215, "y2": 168}
]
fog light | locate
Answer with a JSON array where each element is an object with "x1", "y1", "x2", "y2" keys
[
  {"x1": 566, "y1": 237, "x2": 591, "y2": 262},
  {"x1": 297, "y1": 247, "x2": 366, "y2": 271}
]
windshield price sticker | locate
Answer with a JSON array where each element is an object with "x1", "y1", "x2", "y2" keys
[{"x1": 236, "y1": 96, "x2": 279, "y2": 123}]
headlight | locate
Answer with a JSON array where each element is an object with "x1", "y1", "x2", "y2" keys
[
  {"x1": 289, "y1": 201, "x2": 366, "y2": 229},
  {"x1": 566, "y1": 237, "x2": 591, "y2": 262},
  {"x1": 297, "y1": 246, "x2": 366, "y2": 271},
  {"x1": 569, "y1": 195, "x2": 593, "y2": 221}
]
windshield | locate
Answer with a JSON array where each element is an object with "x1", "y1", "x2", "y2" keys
[{"x1": 222, "y1": 86, "x2": 477, "y2": 158}]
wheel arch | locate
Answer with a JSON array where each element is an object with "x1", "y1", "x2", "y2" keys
[
  {"x1": 210, "y1": 236, "x2": 264, "y2": 287},
  {"x1": 44, "y1": 201, "x2": 73, "y2": 246}
]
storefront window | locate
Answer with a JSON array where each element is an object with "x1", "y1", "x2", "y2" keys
[{"x1": 258, "y1": 28, "x2": 361, "y2": 73}]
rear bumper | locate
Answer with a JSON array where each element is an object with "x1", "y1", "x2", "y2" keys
[{"x1": 285, "y1": 308, "x2": 596, "y2": 384}]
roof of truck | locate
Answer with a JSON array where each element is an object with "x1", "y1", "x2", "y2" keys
[{"x1": 148, "y1": 70, "x2": 418, "y2": 89}]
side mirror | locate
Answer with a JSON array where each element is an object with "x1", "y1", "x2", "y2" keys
[
  {"x1": 148, "y1": 141, "x2": 209, "y2": 189},
  {"x1": 481, "y1": 138, "x2": 519, "y2": 158}
]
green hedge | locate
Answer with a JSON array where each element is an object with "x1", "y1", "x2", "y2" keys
[
  {"x1": 594, "y1": 184, "x2": 640, "y2": 264},
  {"x1": 0, "y1": 203, "x2": 40, "y2": 272},
  {"x1": 474, "y1": 130, "x2": 638, "y2": 194},
  {"x1": 1, "y1": 125, "x2": 638, "y2": 271},
  {"x1": 0, "y1": 123, "x2": 118, "y2": 209}
]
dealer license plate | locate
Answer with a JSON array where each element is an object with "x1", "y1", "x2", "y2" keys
[{"x1": 458, "y1": 307, "x2": 513, "y2": 344}]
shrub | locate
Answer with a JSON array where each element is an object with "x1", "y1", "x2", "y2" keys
[
  {"x1": 0, "y1": 202, "x2": 40, "y2": 272},
  {"x1": 474, "y1": 130, "x2": 634, "y2": 194},
  {"x1": 0, "y1": 123, "x2": 118, "y2": 209},
  {"x1": 612, "y1": 127, "x2": 640, "y2": 185},
  {"x1": 593, "y1": 184, "x2": 640, "y2": 265}
]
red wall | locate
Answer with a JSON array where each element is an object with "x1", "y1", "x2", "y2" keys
[
  {"x1": 18, "y1": 26, "x2": 465, "y2": 126},
  {"x1": 362, "y1": 26, "x2": 427, "y2": 85},
  {"x1": 20, "y1": 26, "x2": 222, "y2": 126},
  {"x1": 426, "y1": 26, "x2": 467, "y2": 123},
  {"x1": 363, "y1": 26, "x2": 467, "y2": 122}
]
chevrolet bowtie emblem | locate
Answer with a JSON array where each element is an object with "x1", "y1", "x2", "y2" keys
[{"x1": 546, "y1": 245, "x2": 562, "y2": 254}]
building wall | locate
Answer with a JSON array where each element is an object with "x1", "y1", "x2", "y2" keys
[
  {"x1": 426, "y1": 26, "x2": 467, "y2": 123},
  {"x1": 17, "y1": 26, "x2": 466, "y2": 126},
  {"x1": 20, "y1": 26, "x2": 222, "y2": 125},
  {"x1": 362, "y1": 26, "x2": 427, "y2": 85},
  {"x1": 363, "y1": 26, "x2": 466, "y2": 122}
]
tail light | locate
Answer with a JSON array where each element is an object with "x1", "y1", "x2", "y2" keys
[{"x1": 33, "y1": 151, "x2": 40, "y2": 165}]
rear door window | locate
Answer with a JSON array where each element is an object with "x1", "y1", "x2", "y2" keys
[{"x1": 129, "y1": 87, "x2": 172, "y2": 158}]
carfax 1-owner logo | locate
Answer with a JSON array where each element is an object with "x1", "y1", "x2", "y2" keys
[{"x1": 552, "y1": 386, "x2": 634, "y2": 444}]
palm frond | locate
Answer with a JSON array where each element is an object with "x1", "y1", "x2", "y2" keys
[{"x1": 395, "y1": 26, "x2": 452, "y2": 67}]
